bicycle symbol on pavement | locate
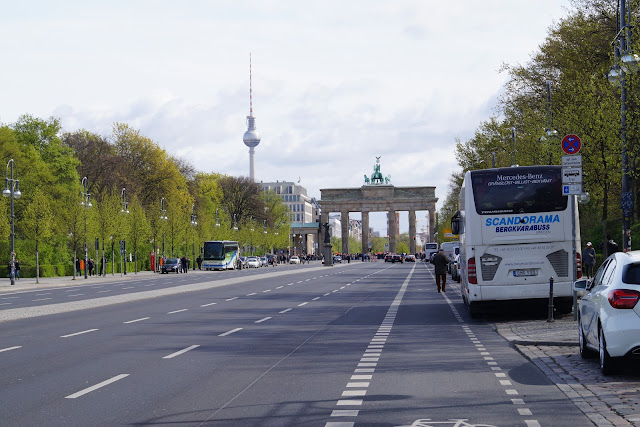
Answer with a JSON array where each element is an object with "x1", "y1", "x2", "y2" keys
[{"x1": 396, "y1": 419, "x2": 497, "y2": 427}]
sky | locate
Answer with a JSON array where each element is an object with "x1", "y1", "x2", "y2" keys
[{"x1": 0, "y1": 0, "x2": 572, "y2": 235}]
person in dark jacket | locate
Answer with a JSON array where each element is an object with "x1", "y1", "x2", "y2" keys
[
  {"x1": 432, "y1": 248, "x2": 449, "y2": 292},
  {"x1": 582, "y1": 242, "x2": 596, "y2": 278}
]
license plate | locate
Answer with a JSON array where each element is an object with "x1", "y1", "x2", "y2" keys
[{"x1": 513, "y1": 269, "x2": 537, "y2": 277}]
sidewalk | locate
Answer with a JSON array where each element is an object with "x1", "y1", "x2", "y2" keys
[
  {"x1": 495, "y1": 315, "x2": 578, "y2": 346},
  {"x1": 0, "y1": 269, "x2": 159, "y2": 292}
]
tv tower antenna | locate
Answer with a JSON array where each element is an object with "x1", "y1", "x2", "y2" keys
[{"x1": 243, "y1": 52, "x2": 261, "y2": 181}]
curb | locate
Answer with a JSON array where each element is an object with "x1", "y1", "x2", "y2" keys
[{"x1": 494, "y1": 324, "x2": 578, "y2": 347}]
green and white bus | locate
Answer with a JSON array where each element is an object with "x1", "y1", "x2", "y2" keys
[{"x1": 202, "y1": 240, "x2": 241, "y2": 270}]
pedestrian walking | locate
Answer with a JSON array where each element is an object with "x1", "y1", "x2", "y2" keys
[
  {"x1": 88, "y1": 258, "x2": 95, "y2": 276},
  {"x1": 181, "y1": 256, "x2": 187, "y2": 273},
  {"x1": 196, "y1": 255, "x2": 202, "y2": 270},
  {"x1": 583, "y1": 242, "x2": 596, "y2": 278},
  {"x1": 432, "y1": 248, "x2": 449, "y2": 292},
  {"x1": 14, "y1": 259, "x2": 20, "y2": 279},
  {"x1": 76, "y1": 258, "x2": 81, "y2": 277}
]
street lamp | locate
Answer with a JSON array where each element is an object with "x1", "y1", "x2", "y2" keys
[
  {"x1": 80, "y1": 177, "x2": 92, "y2": 279},
  {"x1": 120, "y1": 188, "x2": 129, "y2": 275},
  {"x1": 190, "y1": 204, "x2": 197, "y2": 270},
  {"x1": 160, "y1": 198, "x2": 168, "y2": 262},
  {"x1": 3, "y1": 159, "x2": 21, "y2": 286},
  {"x1": 608, "y1": 0, "x2": 639, "y2": 252}
]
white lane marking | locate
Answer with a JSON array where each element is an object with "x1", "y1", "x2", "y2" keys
[
  {"x1": 123, "y1": 317, "x2": 150, "y2": 324},
  {"x1": 122, "y1": 287, "x2": 134, "y2": 290},
  {"x1": 296, "y1": 281, "x2": 303, "y2": 283},
  {"x1": 512, "y1": 399, "x2": 525, "y2": 404},
  {"x1": 201, "y1": 302, "x2": 217, "y2": 307},
  {"x1": 287, "y1": 283, "x2": 294, "y2": 286},
  {"x1": 312, "y1": 297, "x2": 321, "y2": 301},
  {"x1": 360, "y1": 358, "x2": 379, "y2": 362},
  {"x1": 336, "y1": 399, "x2": 362, "y2": 406},
  {"x1": 67, "y1": 294, "x2": 84, "y2": 297},
  {"x1": 0, "y1": 296, "x2": 18, "y2": 299},
  {"x1": 279, "y1": 308, "x2": 292, "y2": 313},
  {"x1": 226, "y1": 297, "x2": 238, "y2": 301},
  {"x1": 351, "y1": 375, "x2": 372, "y2": 380},
  {"x1": 495, "y1": 373, "x2": 507, "y2": 378},
  {"x1": 525, "y1": 421, "x2": 541, "y2": 427},
  {"x1": 0, "y1": 346, "x2": 21, "y2": 353},
  {"x1": 342, "y1": 390, "x2": 366, "y2": 397},
  {"x1": 298, "y1": 302, "x2": 308, "y2": 307},
  {"x1": 35, "y1": 293, "x2": 52, "y2": 296},
  {"x1": 346, "y1": 382, "x2": 369, "y2": 388},
  {"x1": 506, "y1": 389, "x2": 519, "y2": 395},
  {"x1": 61, "y1": 329, "x2": 98, "y2": 338},
  {"x1": 323, "y1": 293, "x2": 331, "y2": 296},
  {"x1": 499, "y1": 380, "x2": 512, "y2": 386},
  {"x1": 219, "y1": 328, "x2": 243, "y2": 337},
  {"x1": 276, "y1": 286, "x2": 283, "y2": 289},
  {"x1": 246, "y1": 293, "x2": 257, "y2": 296},
  {"x1": 168, "y1": 309, "x2": 188, "y2": 314},
  {"x1": 255, "y1": 317, "x2": 272, "y2": 324},
  {"x1": 32, "y1": 298, "x2": 52, "y2": 302},
  {"x1": 331, "y1": 410, "x2": 359, "y2": 417},
  {"x1": 97, "y1": 290, "x2": 111, "y2": 293},
  {"x1": 65, "y1": 374, "x2": 129, "y2": 399},
  {"x1": 518, "y1": 408, "x2": 533, "y2": 416},
  {"x1": 262, "y1": 290, "x2": 271, "y2": 293},
  {"x1": 0, "y1": 302, "x2": 13, "y2": 306},
  {"x1": 354, "y1": 368, "x2": 374, "y2": 373},
  {"x1": 163, "y1": 345, "x2": 200, "y2": 359}
]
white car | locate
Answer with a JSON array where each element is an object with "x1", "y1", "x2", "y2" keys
[
  {"x1": 246, "y1": 256, "x2": 261, "y2": 268},
  {"x1": 574, "y1": 251, "x2": 640, "y2": 374},
  {"x1": 289, "y1": 256, "x2": 300, "y2": 264},
  {"x1": 260, "y1": 256, "x2": 268, "y2": 267}
]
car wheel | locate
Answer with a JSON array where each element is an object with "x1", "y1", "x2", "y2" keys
[
  {"x1": 579, "y1": 321, "x2": 596, "y2": 359},
  {"x1": 599, "y1": 327, "x2": 617, "y2": 375}
]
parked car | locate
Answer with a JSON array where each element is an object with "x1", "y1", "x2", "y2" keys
[
  {"x1": 161, "y1": 258, "x2": 181, "y2": 274},
  {"x1": 404, "y1": 254, "x2": 416, "y2": 262},
  {"x1": 246, "y1": 256, "x2": 261, "y2": 268},
  {"x1": 260, "y1": 256, "x2": 268, "y2": 267},
  {"x1": 333, "y1": 255, "x2": 342, "y2": 264},
  {"x1": 574, "y1": 251, "x2": 640, "y2": 374},
  {"x1": 451, "y1": 254, "x2": 460, "y2": 282},
  {"x1": 290, "y1": 256, "x2": 300, "y2": 264}
]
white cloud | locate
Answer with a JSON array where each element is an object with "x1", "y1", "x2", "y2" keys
[{"x1": 0, "y1": 0, "x2": 572, "y2": 233}]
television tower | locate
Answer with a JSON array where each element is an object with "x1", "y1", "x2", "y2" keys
[{"x1": 243, "y1": 53, "x2": 261, "y2": 181}]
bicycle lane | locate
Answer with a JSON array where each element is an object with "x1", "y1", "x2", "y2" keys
[{"x1": 327, "y1": 262, "x2": 593, "y2": 427}]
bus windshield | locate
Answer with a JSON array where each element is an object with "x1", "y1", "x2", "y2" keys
[
  {"x1": 204, "y1": 242, "x2": 224, "y2": 260},
  {"x1": 471, "y1": 166, "x2": 567, "y2": 215}
]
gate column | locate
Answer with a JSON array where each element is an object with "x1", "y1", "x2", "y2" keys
[
  {"x1": 341, "y1": 210, "x2": 350, "y2": 255},
  {"x1": 361, "y1": 211, "x2": 369, "y2": 256},
  {"x1": 409, "y1": 209, "x2": 416, "y2": 254},
  {"x1": 388, "y1": 209, "x2": 397, "y2": 253}
]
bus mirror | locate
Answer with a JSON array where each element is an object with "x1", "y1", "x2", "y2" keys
[{"x1": 451, "y1": 210, "x2": 461, "y2": 235}]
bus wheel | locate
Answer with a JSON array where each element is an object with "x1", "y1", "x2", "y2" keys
[{"x1": 468, "y1": 302, "x2": 480, "y2": 318}]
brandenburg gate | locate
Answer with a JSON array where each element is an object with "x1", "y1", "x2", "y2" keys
[{"x1": 319, "y1": 158, "x2": 438, "y2": 257}]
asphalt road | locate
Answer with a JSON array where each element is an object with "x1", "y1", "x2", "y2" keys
[{"x1": 0, "y1": 262, "x2": 592, "y2": 426}]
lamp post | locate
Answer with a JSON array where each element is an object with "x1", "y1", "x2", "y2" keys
[
  {"x1": 3, "y1": 159, "x2": 21, "y2": 286},
  {"x1": 160, "y1": 198, "x2": 168, "y2": 263},
  {"x1": 608, "y1": 0, "x2": 640, "y2": 252},
  {"x1": 80, "y1": 177, "x2": 92, "y2": 279},
  {"x1": 190, "y1": 205, "x2": 197, "y2": 270},
  {"x1": 120, "y1": 188, "x2": 129, "y2": 275}
]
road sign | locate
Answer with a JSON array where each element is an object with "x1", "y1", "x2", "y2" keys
[
  {"x1": 562, "y1": 154, "x2": 582, "y2": 167},
  {"x1": 563, "y1": 184, "x2": 583, "y2": 195},
  {"x1": 562, "y1": 134, "x2": 582, "y2": 155},
  {"x1": 562, "y1": 167, "x2": 582, "y2": 183}
]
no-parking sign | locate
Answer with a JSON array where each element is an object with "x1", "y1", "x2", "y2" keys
[{"x1": 562, "y1": 134, "x2": 581, "y2": 155}]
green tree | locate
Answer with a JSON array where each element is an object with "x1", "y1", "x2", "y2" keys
[{"x1": 22, "y1": 187, "x2": 53, "y2": 282}]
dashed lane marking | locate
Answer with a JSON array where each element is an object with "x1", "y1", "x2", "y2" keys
[
  {"x1": 219, "y1": 328, "x2": 243, "y2": 337},
  {"x1": 163, "y1": 345, "x2": 200, "y2": 359},
  {"x1": 0, "y1": 346, "x2": 21, "y2": 353},
  {"x1": 123, "y1": 317, "x2": 150, "y2": 324},
  {"x1": 65, "y1": 374, "x2": 129, "y2": 399},
  {"x1": 61, "y1": 329, "x2": 98, "y2": 338}
]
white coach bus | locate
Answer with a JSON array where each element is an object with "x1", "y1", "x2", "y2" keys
[{"x1": 451, "y1": 165, "x2": 581, "y2": 316}]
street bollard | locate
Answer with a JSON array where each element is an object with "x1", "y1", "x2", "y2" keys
[{"x1": 547, "y1": 277, "x2": 555, "y2": 323}]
